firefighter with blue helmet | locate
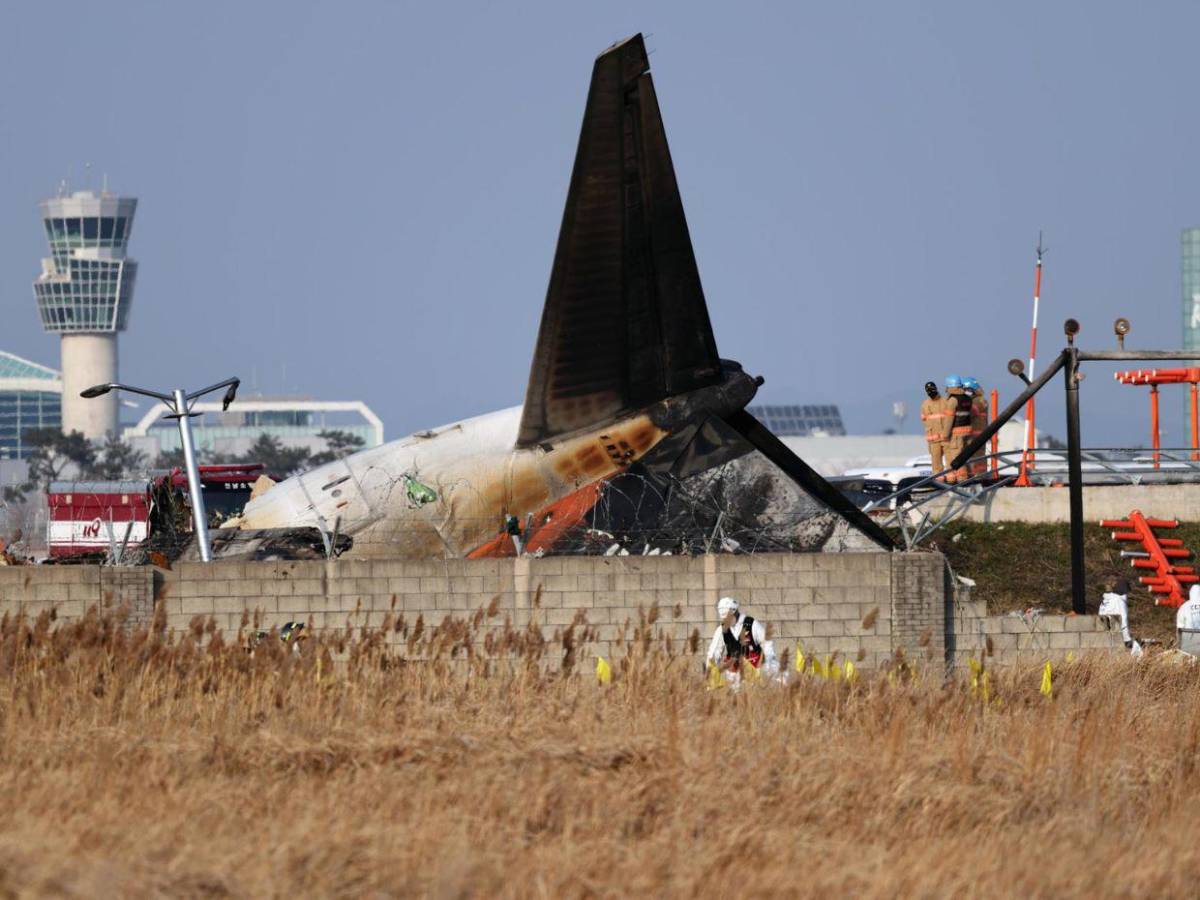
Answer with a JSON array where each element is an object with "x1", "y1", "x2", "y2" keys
[
  {"x1": 964, "y1": 377, "x2": 989, "y2": 476},
  {"x1": 945, "y1": 375, "x2": 973, "y2": 483}
]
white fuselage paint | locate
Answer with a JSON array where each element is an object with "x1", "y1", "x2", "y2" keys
[{"x1": 233, "y1": 405, "x2": 667, "y2": 558}]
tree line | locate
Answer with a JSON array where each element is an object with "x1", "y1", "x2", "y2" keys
[{"x1": 2, "y1": 428, "x2": 365, "y2": 504}]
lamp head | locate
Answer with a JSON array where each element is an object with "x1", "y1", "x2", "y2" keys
[
  {"x1": 1007, "y1": 358, "x2": 1030, "y2": 386},
  {"x1": 80, "y1": 384, "x2": 112, "y2": 399},
  {"x1": 1064, "y1": 318, "x2": 1080, "y2": 346},
  {"x1": 221, "y1": 379, "x2": 240, "y2": 412},
  {"x1": 1114, "y1": 317, "x2": 1131, "y2": 349}
]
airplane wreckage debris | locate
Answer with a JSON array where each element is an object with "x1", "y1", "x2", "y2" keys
[{"x1": 171, "y1": 34, "x2": 894, "y2": 562}]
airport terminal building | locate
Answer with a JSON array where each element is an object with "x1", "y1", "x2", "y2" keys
[
  {"x1": 0, "y1": 351, "x2": 62, "y2": 460},
  {"x1": 747, "y1": 403, "x2": 846, "y2": 437},
  {"x1": 124, "y1": 396, "x2": 384, "y2": 460}
]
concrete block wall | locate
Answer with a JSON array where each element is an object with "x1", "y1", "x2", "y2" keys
[
  {"x1": 949, "y1": 596, "x2": 1127, "y2": 667},
  {"x1": 0, "y1": 554, "x2": 907, "y2": 669},
  {"x1": 891, "y1": 553, "x2": 947, "y2": 665},
  {"x1": 0, "y1": 551, "x2": 1127, "y2": 671},
  {"x1": 152, "y1": 554, "x2": 901, "y2": 669},
  {"x1": 926, "y1": 482, "x2": 1200, "y2": 525},
  {"x1": 0, "y1": 565, "x2": 153, "y2": 624}
]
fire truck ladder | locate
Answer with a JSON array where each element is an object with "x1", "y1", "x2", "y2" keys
[{"x1": 1101, "y1": 509, "x2": 1195, "y2": 608}]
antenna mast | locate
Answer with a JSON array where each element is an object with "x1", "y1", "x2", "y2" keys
[{"x1": 1015, "y1": 233, "x2": 1045, "y2": 487}]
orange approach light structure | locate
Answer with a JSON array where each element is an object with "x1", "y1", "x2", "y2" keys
[
  {"x1": 1114, "y1": 367, "x2": 1200, "y2": 464},
  {"x1": 1102, "y1": 510, "x2": 1195, "y2": 608}
]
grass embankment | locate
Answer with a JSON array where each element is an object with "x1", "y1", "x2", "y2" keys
[
  {"x1": 2, "y1": 605, "x2": 1200, "y2": 896},
  {"x1": 927, "y1": 521, "x2": 1200, "y2": 645}
]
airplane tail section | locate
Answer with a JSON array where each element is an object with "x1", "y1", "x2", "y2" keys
[{"x1": 517, "y1": 34, "x2": 722, "y2": 448}]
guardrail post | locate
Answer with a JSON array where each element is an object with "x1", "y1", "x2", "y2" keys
[
  {"x1": 1191, "y1": 382, "x2": 1199, "y2": 462},
  {"x1": 1151, "y1": 384, "x2": 1161, "y2": 469}
]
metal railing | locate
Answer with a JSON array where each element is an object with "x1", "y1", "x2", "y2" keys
[
  {"x1": 855, "y1": 447, "x2": 1200, "y2": 550},
  {"x1": 856, "y1": 452, "x2": 1016, "y2": 549}
]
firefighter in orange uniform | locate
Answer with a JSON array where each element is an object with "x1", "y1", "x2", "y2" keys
[
  {"x1": 944, "y1": 375, "x2": 974, "y2": 483},
  {"x1": 965, "y1": 377, "x2": 988, "y2": 477},
  {"x1": 920, "y1": 381, "x2": 954, "y2": 479}
]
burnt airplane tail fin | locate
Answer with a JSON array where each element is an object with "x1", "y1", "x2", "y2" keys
[{"x1": 516, "y1": 34, "x2": 722, "y2": 448}]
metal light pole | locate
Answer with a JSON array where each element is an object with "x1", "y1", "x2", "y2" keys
[
  {"x1": 950, "y1": 317, "x2": 1200, "y2": 616},
  {"x1": 80, "y1": 377, "x2": 239, "y2": 562},
  {"x1": 1063, "y1": 344, "x2": 1085, "y2": 613}
]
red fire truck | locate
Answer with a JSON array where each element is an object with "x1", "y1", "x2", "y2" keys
[{"x1": 47, "y1": 464, "x2": 269, "y2": 558}]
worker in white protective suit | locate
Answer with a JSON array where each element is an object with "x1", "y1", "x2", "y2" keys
[
  {"x1": 707, "y1": 596, "x2": 780, "y2": 681},
  {"x1": 1097, "y1": 578, "x2": 1142, "y2": 657},
  {"x1": 1177, "y1": 585, "x2": 1200, "y2": 655}
]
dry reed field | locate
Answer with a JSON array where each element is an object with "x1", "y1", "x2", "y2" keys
[{"x1": 1, "y1": 601, "x2": 1199, "y2": 898}]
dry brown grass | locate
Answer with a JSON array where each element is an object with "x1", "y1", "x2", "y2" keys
[{"x1": 2, "y1": 603, "x2": 1200, "y2": 898}]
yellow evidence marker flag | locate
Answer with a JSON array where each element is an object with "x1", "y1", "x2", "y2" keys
[
  {"x1": 595, "y1": 656, "x2": 612, "y2": 685},
  {"x1": 1040, "y1": 661, "x2": 1053, "y2": 698},
  {"x1": 707, "y1": 661, "x2": 725, "y2": 691},
  {"x1": 743, "y1": 660, "x2": 762, "y2": 684},
  {"x1": 968, "y1": 657, "x2": 982, "y2": 696}
]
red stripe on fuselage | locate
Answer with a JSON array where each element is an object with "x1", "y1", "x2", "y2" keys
[{"x1": 467, "y1": 480, "x2": 605, "y2": 558}]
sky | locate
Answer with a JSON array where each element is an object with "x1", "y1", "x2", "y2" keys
[{"x1": 2, "y1": 1, "x2": 1199, "y2": 449}]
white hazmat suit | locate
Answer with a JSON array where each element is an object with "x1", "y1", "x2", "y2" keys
[
  {"x1": 1098, "y1": 584, "x2": 1142, "y2": 657},
  {"x1": 1177, "y1": 585, "x2": 1200, "y2": 632},
  {"x1": 707, "y1": 597, "x2": 780, "y2": 678}
]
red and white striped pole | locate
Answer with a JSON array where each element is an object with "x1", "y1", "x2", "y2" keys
[{"x1": 1015, "y1": 234, "x2": 1044, "y2": 487}]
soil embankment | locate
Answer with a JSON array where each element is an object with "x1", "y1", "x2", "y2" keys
[{"x1": 928, "y1": 521, "x2": 1193, "y2": 645}]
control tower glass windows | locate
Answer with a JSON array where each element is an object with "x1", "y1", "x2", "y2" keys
[
  {"x1": 42, "y1": 217, "x2": 130, "y2": 255},
  {"x1": 34, "y1": 258, "x2": 135, "y2": 333},
  {"x1": 34, "y1": 194, "x2": 137, "y2": 336}
]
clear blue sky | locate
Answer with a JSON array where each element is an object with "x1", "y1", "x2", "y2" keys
[{"x1": 2, "y1": 1, "x2": 1198, "y2": 448}]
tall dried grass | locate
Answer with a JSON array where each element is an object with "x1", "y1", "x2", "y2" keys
[{"x1": 0, "y1": 601, "x2": 1198, "y2": 897}]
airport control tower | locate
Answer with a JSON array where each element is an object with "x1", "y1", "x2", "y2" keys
[{"x1": 32, "y1": 190, "x2": 138, "y2": 440}]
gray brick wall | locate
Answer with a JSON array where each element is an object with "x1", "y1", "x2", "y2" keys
[
  {"x1": 949, "y1": 595, "x2": 1126, "y2": 667},
  {"x1": 0, "y1": 552, "x2": 1127, "y2": 671},
  {"x1": 890, "y1": 552, "x2": 947, "y2": 666},
  {"x1": 0, "y1": 565, "x2": 153, "y2": 622}
]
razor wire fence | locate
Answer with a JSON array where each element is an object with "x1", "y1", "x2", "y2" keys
[{"x1": 1, "y1": 453, "x2": 881, "y2": 565}]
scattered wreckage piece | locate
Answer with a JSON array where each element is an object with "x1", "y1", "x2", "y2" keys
[
  {"x1": 175, "y1": 527, "x2": 352, "y2": 562},
  {"x1": 246, "y1": 621, "x2": 307, "y2": 654}
]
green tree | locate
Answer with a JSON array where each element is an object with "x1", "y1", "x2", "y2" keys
[
  {"x1": 309, "y1": 429, "x2": 366, "y2": 467},
  {"x1": 90, "y1": 432, "x2": 148, "y2": 481},
  {"x1": 237, "y1": 434, "x2": 312, "y2": 479},
  {"x1": 23, "y1": 428, "x2": 98, "y2": 492},
  {"x1": 152, "y1": 445, "x2": 215, "y2": 471}
]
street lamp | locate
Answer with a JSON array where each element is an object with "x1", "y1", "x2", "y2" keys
[{"x1": 80, "y1": 376, "x2": 240, "y2": 562}]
